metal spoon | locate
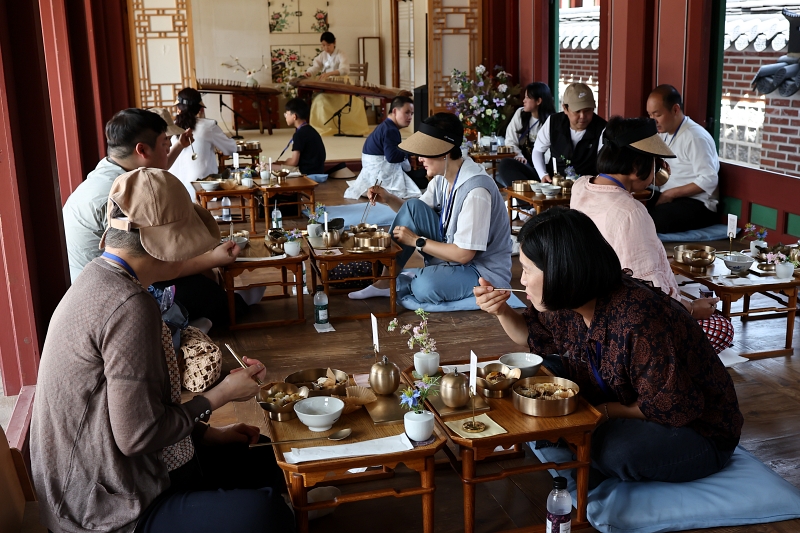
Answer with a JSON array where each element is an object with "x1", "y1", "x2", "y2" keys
[
  {"x1": 190, "y1": 142, "x2": 198, "y2": 160},
  {"x1": 249, "y1": 428, "x2": 352, "y2": 447}
]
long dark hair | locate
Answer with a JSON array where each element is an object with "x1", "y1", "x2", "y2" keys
[
  {"x1": 175, "y1": 88, "x2": 204, "y2": 130},
  {"x1": 519, "y1": 82, "x2": 555, "y2": 138}
]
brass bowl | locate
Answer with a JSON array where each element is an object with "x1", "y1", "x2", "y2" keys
[
  {"x1": 256, "y1": 382, "x2": 310, "y2": 421},
  {"x1": 512, "y1": 180, "x2": 537, "y2": 192},
  {"x1": 351, "y1": 223, "x2": 378, "y2": 233},
  {"x1": 474, "y1": 363, "x2": 522, "y2": 398},
  {"x1": 354, "y1": 230, "x2": 391, "y2": 248},
  {"x1": 285, "y1": 368, "x2": 349, "y2": 397},
  {"x1": 757, "y1": 262, "x2": 776, "y2": 272},
  {"x1": 673, "y1": 245, "x2": 716, "y2": 272},
  {"x1": 512, "y1": 376, "x2": 579, "y2": 417}
]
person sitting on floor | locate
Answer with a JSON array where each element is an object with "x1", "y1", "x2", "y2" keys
[
  {"x1": 168, "y1": 87, "x2": 237, "y2": 202},
  {"x1": 344, "y1": 95, "x2": 427, "y2": 200},
  {"x1": 279, "y1": 97, "x2": 326, "y2": 175},
  {"x1": 646, "y1": 84, "x2": 720, "y2": 233},
  {"x1": 496, "y1": 82, "x2": 556, "y2": 188},
  {"x1": 570, "y1": 116, "x2": 734, "y2": 354},
  {"x1": 531, "y1": 82, "x2": 606, "y2": 182},
  {"x1": 349, "y1": 112, "x2": 512, "y2": 304},
  {"x1": 474, "y1": 207, "x2": 742, "y2": 484}
]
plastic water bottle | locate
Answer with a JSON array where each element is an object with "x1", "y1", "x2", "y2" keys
[
  {"x1": 546, "y1": 476, "x2": 572, "y2": 533},
  {"x1": 490, "y1": 132, "x2": 498, "y2": 154},
  {"x1": 221, "y1": 197, "x2": 231, "y2": 222},
  {"x1": 271, "y1": 201, "x2": 283, "y2": 229},
  {"x1": 313, "y1": 285, "x2": 329, "y2": 324}
]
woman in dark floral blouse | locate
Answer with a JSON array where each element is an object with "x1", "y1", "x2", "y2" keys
[{"x1": 474, "y1": 207, "x2": 742, "y2": 482}]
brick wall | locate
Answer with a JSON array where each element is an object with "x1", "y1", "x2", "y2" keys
[
  {"x1": 559, "y1": 49, "x2": 599, "y2": 85},
  {"x1": 761, "y1": 95, "x2": 800, "y2": 175},
  {"x1": 721, "y1": 49, "x2": 773, "y2": 100}
]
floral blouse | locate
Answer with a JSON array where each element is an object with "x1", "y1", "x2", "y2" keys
[{"x1": 523, "y1": 274, "x2": 743, "y2": 451}]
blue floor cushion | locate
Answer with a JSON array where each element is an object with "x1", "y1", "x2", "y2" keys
[
  {"x1": 657, "y1": 224, "x2": 737, "y2": 243},
  {"x1": 306, "y1": 173, "x2": 329, "y2": 183},
  {"x1": 531, "y1": 444, "x2": 800, "y2": 533},
  {"x1": 396, "y1": 270, "x2": 527, "y2": 312},
  {"x1": 301, "y1": 202, "x2": 396, "y2": 228}
]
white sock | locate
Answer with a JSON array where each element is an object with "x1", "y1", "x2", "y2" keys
[
  {"x1": 348, "y1": 285, "x2": 390, "y2": 299},
  {"x1": 307, "y1": 486, "x2": 341, "y2": 520}
]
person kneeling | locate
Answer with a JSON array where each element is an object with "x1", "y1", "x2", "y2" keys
[{"x1": 349, "y1": 113, "x2": 511, "y2": 304}]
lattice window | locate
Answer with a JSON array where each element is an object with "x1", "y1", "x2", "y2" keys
[
  {"x1": 428, "y1": 0, "x2": 481, "y2": 114},
  {"x1": 128, "y1": 0, "x2": 195, "y2": 109},
  {"x1": 718, "y1": 97, "x2": 765, "y2": 168}
]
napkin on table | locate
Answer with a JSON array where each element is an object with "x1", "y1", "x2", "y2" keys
[
  {"x1": 283, "y1": 433, "x2": 413, "y2": 464},
  {"x1": 444, "y1": 413, "x2": 507, "y2": 439}
]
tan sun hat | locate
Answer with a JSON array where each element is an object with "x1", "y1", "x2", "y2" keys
[
  {"x1": 398, "y1": 122, "x2": 462, "y2": 158},
  {"x1": 562, "y1": 83, "x2": 596, "y2": 112},
  {"x1": 99, "y1": 168, "x2": 220, "y2": 261},
  {"x1": 149, "y1": 107, "x2": 185, "y2": 137},
  {"x1": 606, "y1": 119, "x2": 676, "y2": 158}
]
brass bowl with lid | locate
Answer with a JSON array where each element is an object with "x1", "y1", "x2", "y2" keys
[{"x1": 673, "y1": 245, "x2": 716, "y2": 272}]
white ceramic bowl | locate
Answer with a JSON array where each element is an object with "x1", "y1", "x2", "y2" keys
[
  {"x1": 721, "y1": 253, "x2": 754, "y2": 277},
  {"x1": 294, "y1": 397, "x2": 344, "y2": 432},
  {"x1": 199, "y1": 181, "x2": 221, "y2": 191},
  {"x1": 232, "y1": 236, "x2": 248, "y2": 248},
  {"x1": 499, "y1": 352, "x2": 544, "y2": 378},
  {"x1": 542, "y1": 185, "x2": 560, "y2": 198}
]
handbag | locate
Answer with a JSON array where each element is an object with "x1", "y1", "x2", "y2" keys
[{"x1": 179, "y1": 326, "x2": 222, "y2": 392}]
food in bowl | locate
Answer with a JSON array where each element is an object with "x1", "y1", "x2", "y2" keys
[
  {"x1": 499, "y1": 352, "x2": 543, "y2": 378},
  {"x1": 485, "y1": 371, "x2": 506, "y2": 384},
  {"x1": 261, "y1": 391, "x2": 304, "y2": 406},
  {"x1": 512, "y1": 376, "x2": 580, "y2": 416},
  {"x1": 516, "y1": 382, "x2": 577, "y2": 400},
  {"x1": 294, "y1": 397, "x2": 345, "y2": 432}
]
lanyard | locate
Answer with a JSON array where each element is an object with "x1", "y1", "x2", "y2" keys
[
  {"x1": 276, "y1": 123, "x2": 307, "y2": 160},
  {"x1": 666, "y1": 117, "x2": 686, "y2": 146},
  {"x1": 597, "y1": 173, "x2": 628, "y2": 191},
  {"x1": 518, "y1": 119, "x2": 535, "y2": 144},
  {"x1": 439, "y1": 165, "x2": 462, "y2": 241},
  {"x1": 587, "y1": 341, "x2": 611, "y2": 396},
  {"x1": 101, "y1": 252, "x2": 139, "y2": 281}
]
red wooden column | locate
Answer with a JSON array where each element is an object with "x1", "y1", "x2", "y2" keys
[
  {"x1": 482, "y1": 0, "x2": 519, "y2": 76},
  {"x1": 518, "y1": 0, "x2": 551, "y2": 85}
]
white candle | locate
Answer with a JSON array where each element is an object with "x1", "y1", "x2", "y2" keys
[
  {"x1": 324, "y1": 212, "x2": 328, "y2": 232},
  {"x1": 371, "y1": 313, "x2": 379, "y2": 353},
  {"x1": 268, "y1": 157, "x2": 272, "y2": 174},
  {"x1": 233, "y1": 152, "x2": 239, "y2": 169},
  {"x1": 469, "y1": 350, "x2": 478, "y2": 392}
]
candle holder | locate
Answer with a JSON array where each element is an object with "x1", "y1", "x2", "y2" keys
[{"x1": 462, "y1": 387, "x2": 486, "y2": 433}]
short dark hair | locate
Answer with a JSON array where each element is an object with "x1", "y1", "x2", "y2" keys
[
  {"x1": 320, "y1": 31, "x2": 335, "y2": 44},
  {"x1": 390, "y1": 95, "x2": 414, "y2": 112},
  {"x1": 423, "y1": 112, "x2": 463, "y2": 159},
  {"x1": 597, "y1": 116, "x2": 656, "y2": 181},
  {"x1": 650, "y1": 84, "x2": 683, "y2": 112},
  {"x1": 518, "y1": 207, "x2": 621, "y2": 310},
  {"x1": 285, "y1": 98, "x2": 310, "y2": 121},
  {"x1": 106, "y1": 108, "x2": 167, "y2": 159},
  {"x1": 103, "y1": 205, "x2": 147, "y2": 256}
]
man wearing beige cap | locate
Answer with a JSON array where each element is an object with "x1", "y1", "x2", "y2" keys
[
  {"x1": 32, "y1": 168, "x2": 294, "y2": 533},
  {"x1": 531, "y1": 82, "x2": 607, "y2": 182}
]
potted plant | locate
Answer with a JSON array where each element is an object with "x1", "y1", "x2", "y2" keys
[
  {"x1": 283, "y1": 229, "x2": 303, "y2": 257},
  {"x1": 741, "y1": 223, "x2": 768, "y2": 255},
  {"x1": 307, "y1": 203, "x2": 326, "y2": 238},
  {"x1": 767, "y1": 251, "x2": 796, "y2": 279},
  {"x1": 388, "y1": 309, "x2": 439, "y2": 376},
  {"x1": 399, "y1": 374, "x2": 440, "y2": 442}
]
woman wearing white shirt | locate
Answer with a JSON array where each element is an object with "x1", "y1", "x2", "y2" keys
[
  {"x1": 169, "y1": 88, "x2": 237, "y2": 202},
  {"x1": 496, "y1": 82, "x2": 555, "y2": 188}
]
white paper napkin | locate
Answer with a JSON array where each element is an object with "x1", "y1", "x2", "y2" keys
[
  {"x1": 283, "y1": 433, "x2": 413, "y2": 464},
  {"x1": 713, "y1": 276, "x2": 790, "y2": 287},
  {"x1": 236, "y1": 254, "x2": 287, "y2": 262}
]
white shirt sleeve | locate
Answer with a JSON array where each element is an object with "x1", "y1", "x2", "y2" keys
[
  {"x1": 418, "y1": 176, "x2": 439, "y2": 208},
  {"x1": 306, "y1": 52, "x2": 325, "y2": 76},
  {"x1": 685, "y1": 132, "x2": 720, "y2": 194},
  {"x1": 209, "y1": 122, "x2": 237, "y2": 155},
  {"x1": 452, "y1": 188, "x2": 492, "y2": 251},
  {"x1": 335, "y1": 50, "x2": 349, "y2": 76},
  {"x1": 505, "y1": 108, "x2": 523, "y2": 154},
  {"x1": 532, "y1": 115, "x2": 552, "y2": 177}
]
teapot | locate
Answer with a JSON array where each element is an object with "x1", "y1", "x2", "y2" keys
[
  {"x1": 322, "y1": 229, "x2": 340, "y2": 248},
  {"x1": 369, "y1": 355, "x2": 400, "y2": 395},
  {"x1": 440, "y1": 369, "x2": 469, "y2": 408},
  {"x1": 552, "y1": 173, "x2": 565, "y2": 187}
]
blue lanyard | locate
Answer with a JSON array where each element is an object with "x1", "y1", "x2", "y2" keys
[
  {"x1": 587, "y1": 341, "x2": 611, "y2": 396},
  {"x1": 666, "y1": 118, "x2": 685, "y2": 146},
  {"x1": 101, "y1": 252, "x2": 139, "y2": 280},
  {"x1": 518, "y1": 120, "x2": 535, "y2": 143},
  {"x1": 277, "y1": 123, "x2": 307, "y2": 160},
  {"x1": 439, "y1": 165, "x2": 462, "y2": 241},
  {"x1": 597, "y1": 173, "x2": 628, "y2": 191}
]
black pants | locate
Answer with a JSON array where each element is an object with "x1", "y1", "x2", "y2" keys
[
  {"x1": 496, "y1": 157, "x2": 539, "y2": 188},
  {"x1": 406, "y1": 168, "x2": 430, "y2": 190},
  {"x1": 646, "y1": 191, "x2": 719, "y2": 233},
  {"x1": 153, "y1": 274, "x2": 247, "y2": 328}
]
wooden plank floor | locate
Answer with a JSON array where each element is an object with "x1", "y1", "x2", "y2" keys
[{"x1": 199, "y1": 177, "x2": 800, "y2": 532}]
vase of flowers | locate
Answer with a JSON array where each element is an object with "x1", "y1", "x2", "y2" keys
[
  {"x1": 307, "y1": 203, "x2": 326, "y2": 237},
  {"x1": 767, "y1": 252, "x2": 795, "y2": 279},
  {"x1": 284, "y1": 229, "x2": 303, "y2": 256},
  {"x1": 388, "y1": 309, "x2": 439, "y2": 376},
  {"x1": 447, "y1": 65, "x2": 519, "y2": 140},
  {"x1": 741, "y1": 223, "x2": 768, "y2": 254},
  {"x1": 400, "y1": 374, "x2": 440, "y2": 442}
]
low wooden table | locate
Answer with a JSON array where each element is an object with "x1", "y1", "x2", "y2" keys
[
  {"x1": 404, "y1": 360, "x2": 602, "y2": 533},
  {"x1": 195, "y1": 186, "x2": 260, "y2": 234},
  {"x1": 469, "y1": 151, "x2": 515, "y2": 177},
  {"x1": 504, "y1": 187, "x2": 651, "y2": 223},
  {"x1": 257, "y1": 176, "x2": 320, "y2": 220},
  {"x1": 266, "y1": 397, "x2": 446, "y2": 533},
  {"x1": 219, "y1": 238, "x2": 308, "y2": 329},
  {"x1": 670, "y1": 256, "x2": 800, "y2": 359},
  {"x1": 307, "y1": 236, "x2": 402, "y2": 320}
]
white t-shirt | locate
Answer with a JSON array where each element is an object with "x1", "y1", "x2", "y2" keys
[
  {"x1": 169, "y1": 117, "x2": 236, "y2": 202},
  {"x1": 531, "y1": 114, "x2": 604, "y2": 178},
  {"x1": 658, "y1": 116, "x2": 719, "y2": 211},
  {"x1": 418, "y1": 158, "x2": 491, "y2": 251},
  {"x1": 504, "y1": 107, "x2": 542, "y2": 155},
  {"x1": 305, "y1": 49, "x2": 349, "y2": 77}
]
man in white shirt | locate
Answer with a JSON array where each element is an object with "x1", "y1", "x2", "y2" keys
[{"x1": 646, "y1": 84, "x2": 720, "y2": 233}]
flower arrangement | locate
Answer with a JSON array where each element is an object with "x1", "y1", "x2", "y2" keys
[
  {"x1": 448, "y1": 65, "x2": 519, "y2": 138},
  {"x1": 399, "y1": 374, "x2": 440, "y2": 414},
  {"x1": 564, "y1": 165, "x2": 577, "y2": 178},
  {"x1": 286, "y1": 229, "x2": 303, "y2": 242},
  {"x1": 311, "y1": 9, "x2": 329, "y2": 33},
  {"x1": 221, "y1": 56, "x2": 267, "y2": 87},
  {"x1": 388, "y1": 309, "x2": 437, "y2": 354},
  {"x1": 308, "y1": 203, "x2": 326, "y2": 224},
  {"x1": 766, "y1": 252, "x2": 789, "y2": 264},
  {"x1": 741, "y1": 223, "x2": 768, "y2": 242}
]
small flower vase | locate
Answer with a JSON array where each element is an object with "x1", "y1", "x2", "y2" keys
[
  {"x1": 775, "y1": 262, "x2": 794, "y2": 279},
  {"x1": 284, "y1": 240, "x2": 302, "y2": 257},
  {"x1": 413, "y1": 351, "x2": 439, "y2": 377},
  {"x1": 260, "y1": 170, "x2": 270, "y2": 181},
  {"x1": 307, "y1": 222, "x2": 323, "y2": 238},
  {"x1": 751, "y1": 240, "x2": 767, "y2": 254},
  {"x1": 404, "y1": 410, "x2": 434, "y2": 442}
]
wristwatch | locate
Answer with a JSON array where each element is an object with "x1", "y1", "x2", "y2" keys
[{"x1": 415, "y1": 237, "x2": 427, "y2": 252}]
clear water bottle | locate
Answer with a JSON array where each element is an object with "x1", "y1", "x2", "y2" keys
[
  {"x1": 490, "y1": 132, "x2": 498, "y2": 154},
  {"x1": 271, "y1": 200, "x2": 283, "y2": 229},
  {"x1": 546, "y1": 476, "x2": 572, "y2": 533},
  {"x1": 221, "y1": 197, "x2": 231, "y2": 222},
  {"x1": 313, "y1": 285, "x2": 328, "y2": 324}
]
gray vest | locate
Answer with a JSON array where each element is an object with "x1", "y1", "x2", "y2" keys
[{"x1": 428, "y1": 170, "x2": 512, "y2": 288}]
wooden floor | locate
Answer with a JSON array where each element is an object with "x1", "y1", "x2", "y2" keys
[{"x1": 201, "y1": 177, "x2": 800, "y2": 533}]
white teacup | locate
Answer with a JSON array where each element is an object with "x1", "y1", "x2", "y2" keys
[
  {"x1": 414, "y1": 351, "x2": 440, "y2": 377},
  {"x1": 241, "y1": 177, "x2": 254, "y2": 188}
]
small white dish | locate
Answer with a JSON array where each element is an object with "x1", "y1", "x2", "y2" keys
[
  {"x1": 198, "y1": 181, "x2": 221, "y2": 191},
  {"x1": 294, "y1": 397, "x2": 344, "y2": 432},
  {"x1": 499, "y1": 352, "x2": 543, "y2": 378}
]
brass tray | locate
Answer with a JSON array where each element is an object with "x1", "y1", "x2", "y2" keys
[
  {"x1": 364, "y1": 390, "x2": 407, "y2": 425},
  {"x1": 349, "y1": 246, "x2": 387, "y2": 254}
]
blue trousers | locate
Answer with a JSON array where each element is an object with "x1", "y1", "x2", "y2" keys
[{"x1": 391, "y1": 199, "x2": 480, "y2": 304}]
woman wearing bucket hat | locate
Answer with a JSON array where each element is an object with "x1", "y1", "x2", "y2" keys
[
  {"x1": 570, "y1": 116, "x2": 733, "y2": 353},
  {"x1": 348, "y1": 112, "x2": 512, "y2": 304}
]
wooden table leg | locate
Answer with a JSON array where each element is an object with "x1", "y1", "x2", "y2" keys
[
  {"x1": 421, "y1": 455, "x2": 435, "y2": 533},
  {"x1": 741, "y1": 293, "x2": 751, "y2": 322},
  {"x1": 281, "y1": 266, "x2": 289, "y2": 297},
  {"x1": 785, "y1": 287, "x2": 797, "y2": 349},
  {"x1": 249, "y1": 192, "x2": 257, "y2": 234},
  {"x1": 721, "y1": 293, "x2": 732, "y2": 317},
  {"x1": 461, "y1": 447, "x2": 476, "y2": 533},
  {"x1": 296, "y1": 262, "x2": 305, "y2": 321},
  {"x1": 289, "y1": 473, "x2": 309, "y2": 533},
  {"x1": 507, "y1": 193, "x2": 513, "y2": 225},
  {"x1": 574, "y1": 431, "x2": 591, "y2": 525}
]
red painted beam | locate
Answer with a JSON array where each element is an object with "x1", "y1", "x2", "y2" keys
[{"x1": 518, "y1": 0, "x2": 550, "y2": 86}]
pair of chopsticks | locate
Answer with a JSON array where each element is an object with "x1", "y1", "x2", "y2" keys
[
  {"x1": 225, "y1": 343, "x2": 264, "y2": 386},
  {"x1": 474, "y1": 286, "x2": 527, "y2": 293},
  {"x1": 360, "y1": 179, "x2": 382, "y2": 224}
]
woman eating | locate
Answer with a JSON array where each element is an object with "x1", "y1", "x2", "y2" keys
[{"x1": 473, "y1": 208, "x2": 742, "y2": 483}]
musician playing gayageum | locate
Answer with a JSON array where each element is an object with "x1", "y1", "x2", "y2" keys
[{"x1": 304, "y1": 31, "x2": 349, "y2": 81}]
